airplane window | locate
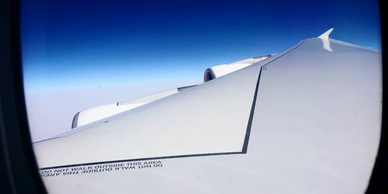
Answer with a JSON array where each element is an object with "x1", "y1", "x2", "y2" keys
[{"x1": 21, "y1": 0, "x2": 382, "y2": 193}]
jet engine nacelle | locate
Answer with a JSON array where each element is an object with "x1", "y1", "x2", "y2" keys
[{"x1": 203, "y1": 55, "x2": 271, "y2": 82}]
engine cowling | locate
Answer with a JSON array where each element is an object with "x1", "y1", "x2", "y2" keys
[
  {"x1": 203, "y1": 55, "x2": 271, "y2": 82},
  {"x1": 71, "y1": 88, "x2": 180, "y2": 128}
]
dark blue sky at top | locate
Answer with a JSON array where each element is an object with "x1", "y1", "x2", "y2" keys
[{"x1": 21, "y1": 0, "x2": 381, "y2": 91}]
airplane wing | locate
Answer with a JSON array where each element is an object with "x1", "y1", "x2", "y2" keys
[{"x1": 33, "y1": 29, "x2": 382, "y2": 194}]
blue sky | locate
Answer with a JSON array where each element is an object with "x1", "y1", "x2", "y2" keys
[{"x1": 21, "y1": 0, "x2": 381, "y2": 91}]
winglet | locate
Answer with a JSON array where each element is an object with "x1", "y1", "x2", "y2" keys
[{"x1": 318, "y1": 28, "x2": 334, "y2": 40}]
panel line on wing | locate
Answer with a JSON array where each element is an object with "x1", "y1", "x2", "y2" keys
[
  {"x1": 242, "y1": 40, "x2": 306, "y2": 153},
  {"x1": 242, "y1": 67, "x2": 262, "y2": 153}
]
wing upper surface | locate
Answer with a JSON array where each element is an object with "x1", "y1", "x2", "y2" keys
[
  {"x1": 244, "y1": 37, "x2": 381, "y2": 193},
  {"x1": 34, "y1": 37, "x2": 381, "y2": 194}
]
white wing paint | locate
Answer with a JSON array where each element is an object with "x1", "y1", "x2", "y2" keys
[{"x1": 33, "y1": 29, "x2": 382, "y2": 194}]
